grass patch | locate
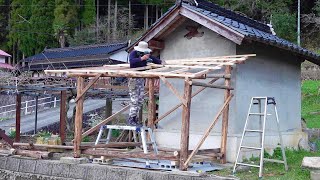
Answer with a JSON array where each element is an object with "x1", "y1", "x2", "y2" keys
[
  {"x1": 212, "y1": 149, "x2": 320, "y2": 180},
  {"x1": 301, "y1": 80, "x2": 320, "y2": 128}
]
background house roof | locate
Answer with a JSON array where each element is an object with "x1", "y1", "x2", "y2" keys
[
  {"x1": 23, "y1": 42, "x2": 128, "y2": 63},
  {"x1": 0, "y1": 50, "x2": 11, "y2": 57}
]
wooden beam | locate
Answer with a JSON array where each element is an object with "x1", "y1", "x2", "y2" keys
[
  {"x1": 221, "y1": 65, "x2": 232, "y2": 163},
  {"x1": 183, "y1": 94, "x2": 234, "y2": 168},
  {"x1": 75, "y1": 73, "x2": 102, "y2": 102},
  {"x1": 179, "y1": 78, "x2": 192, "y2": 171},
  {"x1": 159, "y1": 76, "x2": 187, "y2": 106},
  {"x1": 154, "y1": 78, "x2": 219, "y2": 124},
  {"x1": 180, "y1": 6, "x2": 244, "y2": 45},
  {"x1": 206, "y1": 74, "x2": 231, "y2": 79},
  {"x1": 0, "y1": 129, "x2": 13, "y2": 147},
  {"x1": 147, "y1": 78, "x2": 156, "y2": 128},
  {"x1": 59, "y1": 90, "x2": 67, "y2": 143},
  {"x1": 15, "y1": 94, "x2": 21, "y2": 142},
  {"x1": 82, "y1": 149, "x2": 178, "y2": 161},
  {"x1": 191, "y1": 81, "x2": 234, "y2": 90},
  {"x1": 74, "y1": 77, "x2": 84, "y2": 158}
]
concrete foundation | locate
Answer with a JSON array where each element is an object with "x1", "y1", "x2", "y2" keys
[{"x1": 0, "y1": 156, "x2": 234, "y2": 180}]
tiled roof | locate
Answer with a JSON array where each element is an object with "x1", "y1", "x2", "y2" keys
[
  {"x1": 21, "y1": 59, "x2": 125, "y2": 71},
  {"x1": 24, "y1": 42, "x2": 128, "y2": 63},
  {"x1": 185, "y1": 0, "x2": 320, "y2": 64}
]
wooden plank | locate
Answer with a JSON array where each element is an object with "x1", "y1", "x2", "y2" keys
[
  {"x1": 74, "y1": 77, "x2": 84, "y2": 158},
  {"x1": 191, "y1": 81, "x2": 233, "y2": 90},
  {"x1": 15, "y1": 94, "x2": 21, "y2": 142},
  {"x1": 183, "y1": 94, "x2": 233, "y2": 167},
  {"x1": 148, "y1": 39, "x2": 165, "y2": 49},
  {"x1": 179, "y1": 78, "x2": 192, "y2": 171},
  {"x1": 154, "y1": 78, "x2": 219, "y2": 124},
  {"x1": 59, "y1": 90, "x2": 67, "y2": 143},
  {"x1": 221, "y1": 65, "x2": 232, "y2": 164},
  {"x1": 75, "y1": 73, "x2": 102, "y2": 102},
  {"x1": 159, "y1": 76, "x2": 187, "y2": 106},
  {"x1": 165, "y1": 56, "x2": 249, "y2": 63},
  {"x1": 180, "y1": 6, "x2": 244, "y2": 45},
  {"x1": 82, "y1": 149, "x2": 179, "y2": 161},
  {"x1": 147, "y1": 78, "x2": 156, "y2": 128}
]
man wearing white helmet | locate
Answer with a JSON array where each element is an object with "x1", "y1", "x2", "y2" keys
[{"x1": 127, "y1": 41, "x2": 162, "y2": 126}]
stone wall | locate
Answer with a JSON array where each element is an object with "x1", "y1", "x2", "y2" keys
[
  {"x1": 0, "y1": 156, "x2": 232, "y2": 180},
  {"x1": 301, "y1": 61, "x2": 320, "y2": 80}
]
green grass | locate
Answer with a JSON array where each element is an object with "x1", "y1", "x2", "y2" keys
[
  {"x1": 212, "y1": 149, "x2": 320, "y2": 180},
  {"x1": 301, "y1": 80, "x2": 320, "y2": 128}
]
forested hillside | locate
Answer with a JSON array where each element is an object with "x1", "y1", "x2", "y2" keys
[{"x1": 0, "y1": 0, "x2": 319, "y2": 65}]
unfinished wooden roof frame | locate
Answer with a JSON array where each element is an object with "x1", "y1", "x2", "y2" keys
[{"x1": 45, "y1": 54, "x2": 255, "y2": 171}]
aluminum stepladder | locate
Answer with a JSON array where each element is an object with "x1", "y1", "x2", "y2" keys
[
  {"x1": 232, "y1": 97, "x2": 288, "y2": 178},
  {"x1": 95, "y1": 125, "x2": 159, "y2": 168}
]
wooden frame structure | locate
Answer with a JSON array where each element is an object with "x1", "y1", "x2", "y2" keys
[{"x1": 45, "y1": 54, "x2": 255, "y2": 171}]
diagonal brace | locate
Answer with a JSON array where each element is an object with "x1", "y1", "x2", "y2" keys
[
  {"x1": 183, "y1": 94, "x2": 234, "y2": 168},
  {"x1": 159, "y1": 76, "x2": 187, "y2": 106},
  {"x1": 75, "y1": 73, "x2": 102, "y2": 102}
]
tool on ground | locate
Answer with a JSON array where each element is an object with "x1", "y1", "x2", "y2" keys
[
  {"x1": 233, "y1": 97, "x2": 288, "y2": 178},
  {"x1": 95, "y1": 124, "x2": 159, "y2": 168}
]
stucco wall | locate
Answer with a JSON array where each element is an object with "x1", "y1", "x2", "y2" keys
[
  {"x1": 155, "y1": 20, "x2": 304, "y2": 162},
  {"x1": 158, "y1": 19, "x2": 236, "y2": 135}
]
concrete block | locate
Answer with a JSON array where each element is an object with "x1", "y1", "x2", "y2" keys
[
  {"x1": 106, "y1": 166, "x2": 127, "y2": 180},
  {"x1": 51, "y1": 161, "x2": 71, "y2": 178},
  {"x1": 85, "y1": 164, "x2": 108, "y2": 180},
  {"x1": 68, "y1": 164, "x2": 88, "y2": 179},
  {"x1": 125, "y1": 168, "x2": 146, "y2": 180},
  {"x1": 60, "y1": 157, "x2": 89, "y2": 164},
  {"x1": 19, "y1": 159, "x2": 36, "y2": 173},
  {"x1": 35, "y1": 160, "x2": 53, "y2": 175},
  {"x1": 311, "y1": 170, "x2": 320, "y2": 180},
  {"x1": 145, "y1": 171, "x2": 169, "y2": 180},
  {"x1": 5, "y1": 157, "x2": 20, "y2": 171},
  {"x1": 0, "y1": 156, "x2": 7, "y2": 169},
  {"x1": 302, "y1": 157, "x2": 320, "y2": 169},
  {"x1": 168, "y1": 174, "x2": 193, "y2": 180}
]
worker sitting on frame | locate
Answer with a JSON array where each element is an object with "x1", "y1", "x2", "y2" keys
[{"x1": 127, "y1": 41, "x2": 162, "y2": 126}]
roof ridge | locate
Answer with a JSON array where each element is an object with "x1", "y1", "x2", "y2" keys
[
  {"x1": 195, "y1": 0, "x2": 272, "y2": 34},
  {"x1": 45, "y1": 42, "x2": 128, "y2": 52}
]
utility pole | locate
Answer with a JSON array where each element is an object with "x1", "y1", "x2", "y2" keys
[{"x1": 297, "y1": 0, "x2": 301, "y2": 46}]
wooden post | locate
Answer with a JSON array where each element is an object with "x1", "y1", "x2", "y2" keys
[
  {"x1": 74, "y1": 77, "x2": 84, "y2": 158},
  {"x1": 179, "y1": 78, "x2": 192, "y2": 170},
  {"x1": 34, "y1": 95, "x2": 38, "y2": 135},
  {"x1": 15, "y1": 94, "x2": 21, "y2": 142},
  {"x1": 147, "y1": 78, "x2": 156, "y2": 128},
  {"x1": 60, "y1": 90, "x2": 67, "y2": 143},
  {"x1": 105, "y1": 97, "x2": 112, "y2": 118},
  {"x1": 220, "y1": 65, "x2": 231, "y2": 163}
]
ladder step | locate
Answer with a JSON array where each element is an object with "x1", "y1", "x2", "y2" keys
[
  {"x1": 236, "y1": 162, "x2": 260, "y2": 168},
  {"x1": 245, "y1": 129, "x2": 263, "y2": 133},
  {"x1": 249, "y1": 113, "x2": 272, "y2": 116},
  {"x1": 263, "y1": 158, "x2": 285, "y2": 164},
  {"x1": 240, "y1": 146, "x2": 262, "y2": 150}
]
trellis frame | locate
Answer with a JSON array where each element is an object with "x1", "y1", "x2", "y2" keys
[{"x1": 45, "y1": 54, "x2": 255, "y2": 171}]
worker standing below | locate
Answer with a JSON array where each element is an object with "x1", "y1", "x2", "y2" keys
[{"x1": 127, "y1": 41, "x2": 162, "y2": 126}]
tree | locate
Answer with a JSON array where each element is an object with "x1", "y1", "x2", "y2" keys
[
  {"x1": 8, "y1": 0, "x2": 33, "y2": 62},
  {"x1": 53, "y1": 0, "x2": 79, "y2": 47},
  {"x1": 0, "y1": 0, "x2": 9, "y2": 50},
  {"x1": 80, "y1": 0, "x2": 96, "y2": 27},
  {"x1": 272, "y1": 12, "x2": 297, "y2": 42},
  {"x1": 29, "y1": 0, "x2": 56, "y2": 53}
]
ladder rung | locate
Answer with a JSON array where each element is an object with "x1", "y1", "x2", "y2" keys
[
  {"x1": 236, "y1": 162, "x2": 260, "y2": 168},
  {"x1": 249, "y1": 113, "x2": 271, "y2": 116},
  {"x1": 240, "y1": 146, "x2": 262, "y2": 150},
  {"x1": 263, "y1": 158, "x2": 285, "y2": 164},
  {"x1": 245, "y1": 129, "x2": 263, "y2": 133}
]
